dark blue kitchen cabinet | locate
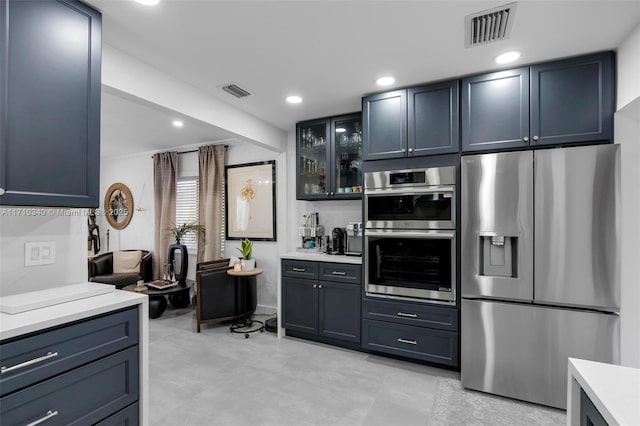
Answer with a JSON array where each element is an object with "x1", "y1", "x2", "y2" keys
[
  {"x1": 531, "y1": 52, "x2": 614, "y2": 146},
  {"x1": 364, "y1": 81, "x2": 460, "y2": 160},
  {"x1": 282, "y1": 277, "x2": 319, "y2": 334},
  {"x1": 297, "y1": 113, "x2": 363, "y2": 200},
  {"x1": 462, "y1": 52, "x2": 614, "y2": 153},
  {"x1": 318, "y1": 280, "x2": 360, "y2": 343},
  {"x1": 0, "y1": 0, "x2": 101, "y2": 207},
  {"x1": 363, "y1": 90, "x2": 407, "y2": 160},
  {"x1": 0, "y1": 307, "x2": 140, "y2": 425},
  {"x1": 408, "y1": 80, "x2": 459, "y2": 156},
  {"x1": 461, "y1": 67, "x2": 530, "y2": 152},
  {"x1": 282, "y1": 260, "x2": 361, "y2": 345}
]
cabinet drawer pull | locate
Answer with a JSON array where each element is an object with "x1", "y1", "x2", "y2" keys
[
  {"x1": 0, "y1": 188, "x2": 5, "y2": 196},
  {"x1": 397, "y1": 338, "x2": 417, "y2": 345},
  {"x1": 292, "y1": 267, "x2": 306, "y2": 272},
  {"x1": 313, "y1": 284, "x2": 317, "y2": 288},
  {"x1": 397, "y1": 312, "x2": 418, "y2": 318},
  {"x1": 25, "y1": 410, "x2": 59, "y2": 426},
  {"x1": 1, "y1": 351, "x2": 59, "y2": 374},
  {"x1": 332, "y1": 271, "x2": 346, "y2": 276}
]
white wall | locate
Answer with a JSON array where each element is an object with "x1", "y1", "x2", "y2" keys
[
  {"x1": 617, "y1": 23, "x2": 640, "y2": 111},
  {"x1": 0, "y1": 210, "x2": 87, "y2": 297},
  {"x1": 616, "y1": 23, "x2": 640, "y2": 368},
  {"x1": 98, "y1": 153, "x2": 156, "y2": 254}
]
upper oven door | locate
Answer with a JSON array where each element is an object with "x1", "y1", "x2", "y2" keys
[{"x1": 365, "y1": 186, "x2": 455, "y2": 230}]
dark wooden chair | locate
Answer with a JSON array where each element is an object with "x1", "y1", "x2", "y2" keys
[{"x1": 195, "y1": 259, "x2": 257, "y2": 332}]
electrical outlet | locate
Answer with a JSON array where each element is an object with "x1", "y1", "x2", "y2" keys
[{"x1": 25, "y1": 242, "x2": 56, "y2": 266}]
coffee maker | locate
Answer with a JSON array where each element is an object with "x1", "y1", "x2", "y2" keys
[
  {"x1": 345, "y1": 222, "x2": 363, "y2": 256},
  {"x1": 331, "y1": 227, "x2": 346, "y2": 255}
]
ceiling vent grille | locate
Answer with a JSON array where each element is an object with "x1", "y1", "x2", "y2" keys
[
  {"x1": 221, "y1": 83, "x2": 251, "y2": 99},
  {"x1": 465, "y1": 2, "x2": 517, "y2": 48}
]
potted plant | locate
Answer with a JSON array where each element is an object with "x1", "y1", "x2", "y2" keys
[
  {"x1": 168, "y1": 222, "x2": 205, "y2": 244},
  {"x1": 166, "y1": 222, "x2": 205, "y2": 283},
  {"x1": 236, "y1": 238, "x2": 255, "y2": 271}
]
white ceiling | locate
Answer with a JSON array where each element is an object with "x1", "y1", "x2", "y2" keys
[{"x1": 89, "y1": 0, "x2": 640, "y2": 157}]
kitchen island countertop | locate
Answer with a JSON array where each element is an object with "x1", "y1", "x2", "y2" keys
[{"x1": 280, "y1": 251, "x2": 362, "y2": 264}]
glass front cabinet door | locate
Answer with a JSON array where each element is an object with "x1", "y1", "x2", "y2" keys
[{"x1": 297, "y1": 113, "x2": 362, "y2": 200}]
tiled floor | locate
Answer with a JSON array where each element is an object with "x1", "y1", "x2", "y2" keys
[{"x1": 148, "y1": 306, "x2": 565, "y2": 426}]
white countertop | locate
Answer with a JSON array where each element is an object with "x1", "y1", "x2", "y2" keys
[
  {"x1": 0, "y1": 287, "x2": 147, "y2": 341},
  {"x1": 567, "y1": 358, "x2": 640, "y2": 426},
  {"x1": 280, "y1": 251, "x2": 362, "y2": 264}
]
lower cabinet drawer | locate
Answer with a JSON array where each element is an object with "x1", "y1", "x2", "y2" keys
[
  {"x1": 95, "y1": 402, "x2": 139, "y2": 426},
  {"x1": 0, "y1": 346, "x2": 139, "y2": 426},
  {"x1": 362, "y1": 319, "x2": 459, "y2": 366},
  {"x1": 0, "y1": 307, "x2": 139, "y2": 396},
  {"x1": 363, "y1": 299, "x2": 458, "y2": 331}
]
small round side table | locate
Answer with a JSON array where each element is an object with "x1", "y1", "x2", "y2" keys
[{"x1": 227, "y1": 267, "x2": 264, "y2": 338}]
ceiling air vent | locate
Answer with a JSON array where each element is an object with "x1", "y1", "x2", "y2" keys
[
  {"x1": 465, "y1": 2, "x2": 517, "y2": 48},
  {"x1": 221, "y1": 83, "x2": 251, "y2": 99}
]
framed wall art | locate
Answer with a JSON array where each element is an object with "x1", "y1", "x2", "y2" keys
[{"x1": 225, "y1": 160, "x2": 276, "y2": 241}]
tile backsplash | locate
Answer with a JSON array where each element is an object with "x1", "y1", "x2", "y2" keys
[{"x1": 0, "y1": 208, "x2": 87, "y2": 297}]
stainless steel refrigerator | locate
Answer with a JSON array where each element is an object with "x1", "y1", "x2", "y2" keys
[{"x1": 461, "y1": 144, "x2": 620, "y2": 409}]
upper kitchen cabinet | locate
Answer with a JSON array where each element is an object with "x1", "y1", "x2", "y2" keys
[
  {"x1": 297, "y1": 113, "x2": 362, "y2": 200},
  {"x1": 362, "y1": 90, "x2": 407, "y2": 160},
  {"x1": 461, "y1": 68, "x2": 530, "y2": 152},
  {"x1": 363, "y1": 80, "x2": 459, "y2": 161},
  {"x1": 462, "y1": 52, "x2": 614, "y2": 152},
  {"x1": 530, "y1": 52, "x2": 613, "y2": 146},
  {"x1": 0, "y1": 0, "x2": 102, "y2": 207}
]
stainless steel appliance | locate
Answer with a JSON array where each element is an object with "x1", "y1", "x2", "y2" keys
[
  {"x1": 298, "y1": 212, "x2": 324, "y2": 252},
  {"x1": 364, "y1": 167, "x2": 456, "y2": 305},
  {"x1": 345, "y1": 222, "x2": 363, "y2": 256},
  {"x1": 461, "y1": 145, "x2": 620, "y2": 409}
]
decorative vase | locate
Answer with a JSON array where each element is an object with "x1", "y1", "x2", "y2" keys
[{"x1": 241, "y1": 258, "x2": 256, "y2": 271}]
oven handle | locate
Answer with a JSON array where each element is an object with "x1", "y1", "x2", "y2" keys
[
  {"x1": 364, "y1": 229, "x2": 455, "y2": 239},
  {"x1": 365, "y1": 186, "x2": 454, "y2": 197}
]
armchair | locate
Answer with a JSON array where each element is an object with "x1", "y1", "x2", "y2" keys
[
  {"x1": 88, "y1": 250, "x2": 153, "y2": 289},
  {"x1": 195, "y1": 259, "x2": 257, "y2": 332}
]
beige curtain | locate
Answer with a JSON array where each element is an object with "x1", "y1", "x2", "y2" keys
[
  {"x1": 153, "y1": 151, "x2": 177, "y2": 279},
  {"x1": 197, "y1": 145, "x2": 226, "y2": 263}
]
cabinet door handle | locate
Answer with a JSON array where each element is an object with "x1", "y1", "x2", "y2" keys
[
  {"x1": 313, "y1": 284, "x2": 317, "y2": 288},
  {"x1": 25, "y1": 410, "x2": 59, "y2": 426},
  {"x1": 397, "y1": 338, "x2": 417, "y2": 345},
  {"x1": 292, "y1": 268, "x2": 305, "y2": 272},
  {"x1": 397, "y1": 312, "x2": 418, "y2": 318},
  {"x1": 318, "y1": 284, "x2": 322, "y2": 289},
  {"x1": 533, "y1": 135, "x2": 539, "y2": 141},
  {"x1": 523, "y1": 136, "x2": 529, "y2": 142},
  {"x1": 408, "y1": 148, "x2": 414, "y2": 153},
  {"x1": 330, "y1": 192, "x2": 334, "y2": 196},
  {"x1": 401, "y1": 148, "x2": 406, "y2": 153},
  {"x1": 0, "y1": 188, "x2": 4, "y2": 196},
  {"x1": 332, "y1": 271, "x2": 346, "y2": 276},
  {"x1": 1, "y1": 351, "x2": 58, "y2": 374},
  {"x1": 325, "y1": 192, "x2": 330, "y2": 196}
]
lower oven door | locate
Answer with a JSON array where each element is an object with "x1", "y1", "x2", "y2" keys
[{"x1": 365, "y1": 229, "x2": 455, "y2": 305}]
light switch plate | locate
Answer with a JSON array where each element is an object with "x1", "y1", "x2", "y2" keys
[{"x1": 25, "y1": 242, "x2": 56, "y2": 266}]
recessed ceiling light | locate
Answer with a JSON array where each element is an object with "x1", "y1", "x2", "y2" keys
[
  {"x1": 495, "y1": 51, "x2": 521, "y2": 64},
  {"x1": 286, "y1": 95, "x2": 302, "y2": 104},
  {"x1": 336, "y1": 128, "x2": 346, "y2": 133},
  {"x1": 376, "y1": 76, "x2": 395, "y2": 86},
  {"x1": 172, "y1": 120, "x2": 183, "y2": 128},
  {"x1": 134, "y1": 0, "x2": 160, "y2": 5}
]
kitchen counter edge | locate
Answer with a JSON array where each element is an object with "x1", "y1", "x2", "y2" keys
[
  {"x1": 0, "y1": 290, "x2": 148, "y2": 341},
  {"x1": 280, "y1": 252, "x2": 362, "y2": 264}
]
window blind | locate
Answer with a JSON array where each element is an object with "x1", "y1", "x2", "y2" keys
[{"x1": 175, "y1": 177, "x2": 199, "y2": 252}]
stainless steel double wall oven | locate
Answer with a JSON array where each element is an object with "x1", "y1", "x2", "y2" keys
[{"x1": 364, "y1": 167, "x2": 456, "y2": 304}]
